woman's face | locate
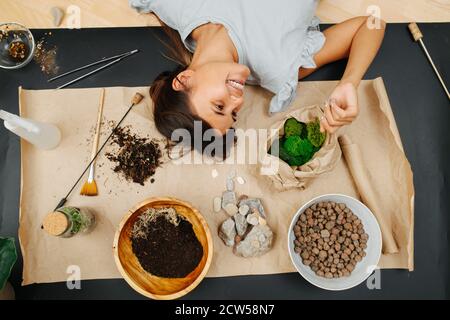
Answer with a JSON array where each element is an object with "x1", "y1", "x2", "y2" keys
[{"x1": 174, "y1": 62, "x2": 251, "y2": 134}]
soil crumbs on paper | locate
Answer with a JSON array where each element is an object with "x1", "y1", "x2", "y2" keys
[{"x1": 106, "y1": 126, "x2": 162, "y2": 186}]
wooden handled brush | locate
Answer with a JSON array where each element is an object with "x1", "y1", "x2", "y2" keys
[
  {"x1": 54, "y1": 92, "x2": 144, "y2": 210},
  {"x1": 80, "y1": 88, "x2": 105, "y2": 196}
]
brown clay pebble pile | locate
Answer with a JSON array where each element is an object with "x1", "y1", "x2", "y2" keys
[
  {"x1": 293, "y1": 201, "x2": 369, "y2": 278},
  {"x1": 106, "y1": 126, "x2": 162, "y2": 186},
  {"x1": 131, "y1": 207, "x2": 203, "y2": 278}
]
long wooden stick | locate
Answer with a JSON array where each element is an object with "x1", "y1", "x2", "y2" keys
[
  {"x1": 408, "y1": 23, "x2": 450, "y2": 100},
  {"x1": 91, "y1": 88, "x2": 105, "y2": 161},
  {"x1": 54, "y1": 92, "x2": 144, "y2": 210}
]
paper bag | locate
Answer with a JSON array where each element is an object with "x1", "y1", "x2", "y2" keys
[{"x1": 259, "y1": 105, "x2": 341, "y2": 191}]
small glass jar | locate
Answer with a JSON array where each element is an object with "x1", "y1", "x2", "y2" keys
[{"x1": 43, "y1": 206, "x2": 96, "y2": 238}]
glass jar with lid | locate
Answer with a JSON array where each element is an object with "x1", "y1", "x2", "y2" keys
[{"x1": 42, "y1": 206, "x2": 96, "y2": 238}]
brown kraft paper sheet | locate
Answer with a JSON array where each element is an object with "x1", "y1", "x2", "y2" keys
[{"x1": 18, "y1": 77, "x2": 414, "y2": 285}]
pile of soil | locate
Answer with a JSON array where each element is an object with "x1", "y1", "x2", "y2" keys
[
  {"x1": 131, "y1": 208, "x2": 203, "y2": 278},
  {"x1": 106, "y1": 126, "x2": 162, "y2": 186}
]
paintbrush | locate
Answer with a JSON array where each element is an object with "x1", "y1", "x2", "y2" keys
[
  {"x1": 54, "y1": 92, "x2": 144, "y2": 210},
  {"x1": 80, "y1": 88, "x2": 105, "y2": 196}
]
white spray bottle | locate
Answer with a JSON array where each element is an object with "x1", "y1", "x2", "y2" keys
[{"x1": 0, "y1": 109, "x2": 61, "y2": 150}]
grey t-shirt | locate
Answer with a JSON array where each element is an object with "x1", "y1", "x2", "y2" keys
[{"x1": 130, "y1": 0, "x2": 325, "y2": 114}]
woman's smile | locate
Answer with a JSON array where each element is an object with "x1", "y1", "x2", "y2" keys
[{"x1": 226, "y1": 78, "x2": 246, "y2": 97}]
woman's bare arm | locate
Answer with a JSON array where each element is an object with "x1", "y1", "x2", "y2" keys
[{"x1": 299, "y1": 16, "x2": 386, "y2": 133}]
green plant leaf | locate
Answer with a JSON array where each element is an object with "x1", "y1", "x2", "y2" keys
[{"x1": 0, "y1": 237, "x2": 17, "y2": 291}]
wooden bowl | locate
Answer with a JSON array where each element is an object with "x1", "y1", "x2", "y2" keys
[{"x1": 113, "y1": 197, "x2": 213, "y2": 300}]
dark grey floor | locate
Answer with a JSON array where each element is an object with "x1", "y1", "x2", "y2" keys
[{"x1": 0, "y1": 23, "x2": 449, "y2": 299}]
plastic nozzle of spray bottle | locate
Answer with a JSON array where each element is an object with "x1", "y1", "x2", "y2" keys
[{"x1": 0, "y1": 109, "x2": 61, "y2": 150}]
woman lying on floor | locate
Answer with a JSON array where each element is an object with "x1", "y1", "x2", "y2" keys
[{"x1": 130, "y1": 0, "x2": 385, "y2": 155}]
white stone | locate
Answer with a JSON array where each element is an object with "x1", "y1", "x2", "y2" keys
[
  {"x1": 224, "y1": 203, "x2": 238, "y2": 216},
  {"x1": 213, "y1": 197, "x2": 222, "y2": 213},
  {"x1": 234, "y1": 225, "x2": 274, "y2": 257},
  {"x1": 234, "y1": 213, "x2": 248, "y2": 236},
  {"x1": 221, "y1": 191, "x2": 236, "y2": 209},
  {"x1": 238, "y1": 198, "x2": 267, "y2": 219},
  {"x1": 226, "y1": 178, "x2": 234, "y2": 191},
  {"x1": 236, "y1": 176, "x2": 245, "y2": 185},
  {"x1": 246, "y1": 213, "x2": 259, "y2": 226},
  {"x1": 211, "y1": 169, "x2": 219, "y2": 178},
  {"x1": 238, "y1": 204, "x2": 250, "y2": 216},
  {"x1": 219, "y1": 218, "x2": 236, "y2": 247}
]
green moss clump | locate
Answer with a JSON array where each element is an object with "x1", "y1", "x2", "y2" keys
[
  {"x1": 279, "y1": 140, "x2": 304, "y2": 166},
  {"x1": 284, "y1": 118, "x2": 304, "y2": 138},
  {"x1": 271, "y1": 117, "x2": 327, "y2": 167},
  {"x1": 283, "y1": 136, "x2": 313, "y2": 159},
  {"x1": 306, "y1": 119, "x2": 326, "y2": 148}
]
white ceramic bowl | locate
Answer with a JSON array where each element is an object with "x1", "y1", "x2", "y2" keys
[{"x1": 288, "y1": 194, "x2": 382, "y2": 291}]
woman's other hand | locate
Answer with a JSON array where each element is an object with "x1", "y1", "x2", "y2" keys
[{"x1": 320, "y1": 82, "x2": 359, "y2": 133}]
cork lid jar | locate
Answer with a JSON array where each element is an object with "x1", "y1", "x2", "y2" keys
[{"x1": 42, "y1": 207, "x2": 96, "y2": 237}]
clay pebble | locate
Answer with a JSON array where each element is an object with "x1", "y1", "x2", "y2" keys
[{"x1": 293, "y1": 201, "x2": 368, "y2": 279}]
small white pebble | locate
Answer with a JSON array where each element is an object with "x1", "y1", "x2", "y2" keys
[
  {"x1": 226, "y1": 178, "x2": 234, "y2": 191},
  {"x1": 213, "y1": 197, "x2": 222, "y2": 213},
  {"x1": 236, "y1": 176, "x2": 245, "y2": 185},
  {"x1": 238, "y1": 204, "x2": 249, "y2": 216},
  {"x1": 211, "y1": 169, "x2": 219, "y2": 178},
  {"x1": 224, "y1": 203, "x2": 238, "y2": 216},
  {"x1": 246, "y1": 213, "x2": 259, "y2": 226}
]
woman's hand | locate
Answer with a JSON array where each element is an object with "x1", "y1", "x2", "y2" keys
[{"x1": 320, "y1": 82, "x2": 359, "y2": 133}]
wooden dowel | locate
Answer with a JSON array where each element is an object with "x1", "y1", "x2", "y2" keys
[
  {"x1": 408, "y1": 22, "x2": 450, "y2": 100},
  {"x1": 408, "y1": 22, "x2": 423, "y2": 42}
]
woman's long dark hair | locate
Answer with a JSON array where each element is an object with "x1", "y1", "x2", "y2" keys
[{"x1": 151, "y1": 23, "x2": 234, "y2": 159}]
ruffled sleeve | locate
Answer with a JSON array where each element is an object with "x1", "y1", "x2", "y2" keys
[
  {"x1": 298, "y1": 16, "x2": 326, "y2": 69},
  {"x1": 268, "y1": 16, "x2": 326, "y2": 114},
  {"x1": 129, "y1": 0, "x2": 153, "y2": 13}
]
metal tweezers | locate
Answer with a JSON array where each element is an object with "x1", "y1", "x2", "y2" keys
[{"x1": 48, "y1": 49, "x2": 139, "y2": 89}]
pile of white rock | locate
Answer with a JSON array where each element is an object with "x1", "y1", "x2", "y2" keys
[{"x1": 214, "y1": 173, "x2": 274, "y2": 258}]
